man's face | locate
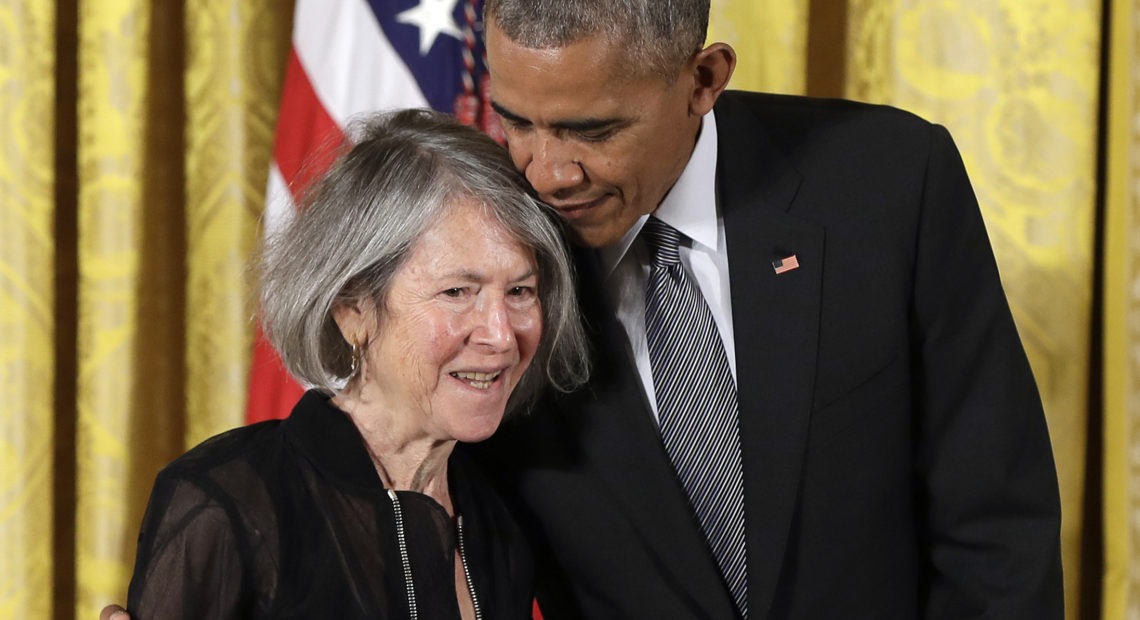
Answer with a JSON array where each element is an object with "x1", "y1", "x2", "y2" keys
[{"x1": 486, "y1": 22, "x2": 703, "y2": 248}]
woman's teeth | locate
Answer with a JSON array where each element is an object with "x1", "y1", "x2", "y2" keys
[{"x1": 451, "y1": 370, "x2": 501, "y2": 389}]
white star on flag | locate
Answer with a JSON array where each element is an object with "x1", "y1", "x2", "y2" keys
[{"x1": 397, "y1": 0, "x2": 463, "y2": 55}]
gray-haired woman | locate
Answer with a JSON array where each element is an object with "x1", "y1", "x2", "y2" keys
[{"x1": 122, "y1": 109, "x2": 589, "y2": 619}]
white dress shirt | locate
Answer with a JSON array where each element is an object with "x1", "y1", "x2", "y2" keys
[{"x1": 599, "y1": 111, "x2": 736, "y2": 421}]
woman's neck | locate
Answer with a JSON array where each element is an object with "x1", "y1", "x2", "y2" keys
[{"x1": 332, "y1": 391, "x2": 457, "y2": 513}]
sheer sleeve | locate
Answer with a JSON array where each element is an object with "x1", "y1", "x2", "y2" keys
[{"x1": 127, "y1": 470, "x2": 251, "y2": 619}]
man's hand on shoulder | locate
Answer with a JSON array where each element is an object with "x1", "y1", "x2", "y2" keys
[{"x1": 99, "y1": 605, "x2": 129, "y2": 620}]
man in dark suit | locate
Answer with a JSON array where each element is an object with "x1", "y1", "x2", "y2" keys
[{"x1": 476, "y1": 0, "x2": 1064, "y2": 618}]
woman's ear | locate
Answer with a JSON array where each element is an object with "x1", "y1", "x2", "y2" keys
[
  {"x1": 331, "y1": 300, "x2": 368, "y2": 346},
  {"x1": 688, "y1": 42, "x2": 737, "y2": 116}
]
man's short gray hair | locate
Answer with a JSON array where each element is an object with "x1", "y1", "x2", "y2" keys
[
  {"x1": 484, "y1": 0, "x2": 709, "y2": 79},
  {"x1": 260, "y1": 108, "x2": 589, "y2": 414}
]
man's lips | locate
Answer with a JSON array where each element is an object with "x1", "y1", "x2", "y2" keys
[{"x1": 547, "y1": 195, "x2": 607, "y2": 219}]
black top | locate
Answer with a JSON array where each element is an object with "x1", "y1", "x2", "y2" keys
[{"x1": 127, "y1": 390, "x2": 533, "y2": 619}]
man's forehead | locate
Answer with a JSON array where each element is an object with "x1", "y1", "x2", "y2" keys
[
  {"x1": 486, "y1": 42, "x2": 649, "y2": 127},
  {"x1": 488, "y1": 73, "x2": 623, "y2": 126},
  {"x1": 486, "y1": 21, "x2": 626, "y2": 80}
]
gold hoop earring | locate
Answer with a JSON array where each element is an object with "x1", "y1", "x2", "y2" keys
[{"x1": 349, "y1": 340, "x2": 363, "y2": 379}]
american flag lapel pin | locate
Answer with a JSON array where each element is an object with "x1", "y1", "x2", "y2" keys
[{"x1": 772, "y1": 254, "x2": 800, "y2": 275}]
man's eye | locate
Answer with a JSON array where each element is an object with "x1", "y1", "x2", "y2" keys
[
  {"x1": 443, "y1": 288, "x2": 465, "y2": 297},
  {"x1": 578, "y1": 129, "x2": 614, "y2": 142}
]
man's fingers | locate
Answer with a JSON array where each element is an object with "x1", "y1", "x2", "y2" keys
[{"x1": 99, "y1": 604, "x2": 128, "y2": 620}]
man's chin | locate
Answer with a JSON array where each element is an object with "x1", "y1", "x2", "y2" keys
[
  {"x1": 566, "y1": 223, "x2": 614, "y2": 249},
  {"x1": 569, "y1": 213, "x2": 649, "y2": 249}
]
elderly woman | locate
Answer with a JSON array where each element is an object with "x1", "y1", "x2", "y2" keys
[{"x1": 123, "y1": 109, "x2": 588, "y2": 619}]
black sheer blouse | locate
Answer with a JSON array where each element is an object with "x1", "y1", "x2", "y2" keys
[{"x1": 126, "y1": 390, "x2": 533, "y2": 619}]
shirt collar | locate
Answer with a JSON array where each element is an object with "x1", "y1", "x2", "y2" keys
[{"x1": 599, "y1": 110, "x2": 719, "y2": 275}]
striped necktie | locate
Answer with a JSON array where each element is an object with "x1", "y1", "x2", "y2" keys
[{"x1": 643, "y1": 216, "x2": 748, "y2": 616}]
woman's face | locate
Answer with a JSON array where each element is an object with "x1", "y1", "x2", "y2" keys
[{"x1": 359, "y1": 197, "x2": 543, "y2": 443}]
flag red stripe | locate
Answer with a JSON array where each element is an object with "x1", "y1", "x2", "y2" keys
[
  {"x1": 246, "y1": 325, "x2": 306, "y2": 424},
  {"x1": 274, "y1": 48, "x2": 347, "y2": 201}
]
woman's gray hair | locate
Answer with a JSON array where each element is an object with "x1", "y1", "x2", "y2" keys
[
  {"x1": 260, "y1": 108, "x2": 589, "y2": 414},
  {"x1": 484, "y1": 0, "x2": 709, "y2": 79}
]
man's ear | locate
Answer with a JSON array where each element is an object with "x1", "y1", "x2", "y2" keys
[{"x1": 688, "y1": 42, "x2": 737, "y2": 116}]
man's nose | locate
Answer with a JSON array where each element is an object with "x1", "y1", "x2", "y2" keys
[{"x1": 524, "y1": 136, "x2": 585, "y2": 197}]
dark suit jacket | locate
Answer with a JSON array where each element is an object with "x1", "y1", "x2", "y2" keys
[{"x1": 472, "y1": 91, "x2": 1063, "y2": 619}]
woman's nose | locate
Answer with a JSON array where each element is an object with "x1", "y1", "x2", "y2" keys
[{"x1": 471, "y1": 296, "x2": 515, "y2": 351}]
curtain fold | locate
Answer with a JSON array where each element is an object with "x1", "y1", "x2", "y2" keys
[
  {"x1": 74, "y1": 1, "x2": 181, "y2": 615},
  {"x1": 70, "y1": 2, "x2": 288, "y2": 616},
  {"x1": 1103, "y1": 0, "x2": 1139, "y2": 616},
  {"x1": 182, "y1": 2, "x2": 290, "y2": 449},
  {"x1": 844, "y1": 2, "x2": 1101, "y2": 617},
  {"x1": 0, "y1": 1, "x2": 57, "y2": 617}
]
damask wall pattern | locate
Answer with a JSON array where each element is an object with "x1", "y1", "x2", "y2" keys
[
  {"x1": 73, "y1": 1, "x2": 194, "y2": 615},
  {"x1": 1128, "y1": 7, "x2": 1140, "y2": 610},
  {"x1": 845, "y1": 1, "x2": 1100, "y2": 617},
  {"x1": 1126, "y1": 3, "x2": 1140, "y2": 615},
  {"x1": 709, "y1": 0, "x2": 806, "y2": 95},
  {"x1": 1103, "y1": 0, "x2": 1140, "y2": 615},
  {"x1": 70, "y1": 3, "x2": 293, "y2": 615},
  {"x1": 0, "y1": 2, "x2": 56, "y2": 617},
  {"x1": 182, "y1": 2, "x2": 290, "y2": 449},
  {"x1": 74, "y1": 1, "x2": 153, "y2": 614}
]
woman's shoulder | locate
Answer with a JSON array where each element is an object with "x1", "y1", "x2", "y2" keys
[
  {"x1": 137, "y1": 420, "x2": 292, "y2": 558},
  {"x1": 161, "y1": 420, "x2": 284, "y2": 478},
  {"x1": 130, "y1": 423, "x2": 288, "y2": 618}
]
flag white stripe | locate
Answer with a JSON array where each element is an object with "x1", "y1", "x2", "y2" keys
[
  {"x1": 293, "y1": 0, "x2": 429, "y2": 127},
  {"x1": 263, "y1": 165, "x2": 296, "y2": 237}
]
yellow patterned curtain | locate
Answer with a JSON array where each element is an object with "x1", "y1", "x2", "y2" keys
[
  {"x1": 182, "y1": 2, "x2": 291, "y2": 450},
  {"x1": 0, "y1": 1, "x2": 57, "y2": 617},
  {"x1": 710, "y1": 0, "x2": 807, "y2": 94},
  {"x1": 1105, "y1": 0, "x2": 1139, "y2": 616},
  {"x1": 0, "y1": 0, "x2": 289, "y2": 616}
]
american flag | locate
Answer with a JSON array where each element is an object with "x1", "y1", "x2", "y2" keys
[
  {"x1": 246, "y1": 0, "x2": 501, "y2": 425},
  {"x1": 772, "y1": 254, "x2": 799, "y2": 275}
]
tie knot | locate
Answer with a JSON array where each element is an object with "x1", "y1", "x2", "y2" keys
[{"x1": 643, "y1": 216, "x2": 682, "y2": 268}]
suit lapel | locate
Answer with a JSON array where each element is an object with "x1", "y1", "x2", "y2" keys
[
  {"x1": 716, "y1": 93, "x2": 823, "y2": 618},
  {"x1": 559, "y1": 249, "x2": 740, "y2": 618}
]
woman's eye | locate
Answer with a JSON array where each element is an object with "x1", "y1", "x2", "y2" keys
[
  {"x1": 508, "y1": 286, "x2": 536, "y2": 298},
  {"x1": 443, "y1": 287, "x2": 464, "y2": 298}
]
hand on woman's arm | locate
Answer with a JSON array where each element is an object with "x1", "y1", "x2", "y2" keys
[{"x1": 99, "y1": 605, "x2": 128, "y2": 620}]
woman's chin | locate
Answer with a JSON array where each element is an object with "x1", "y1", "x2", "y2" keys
[{"x1": 448, "y1": 415, "x2": 506, "y2": 444}]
